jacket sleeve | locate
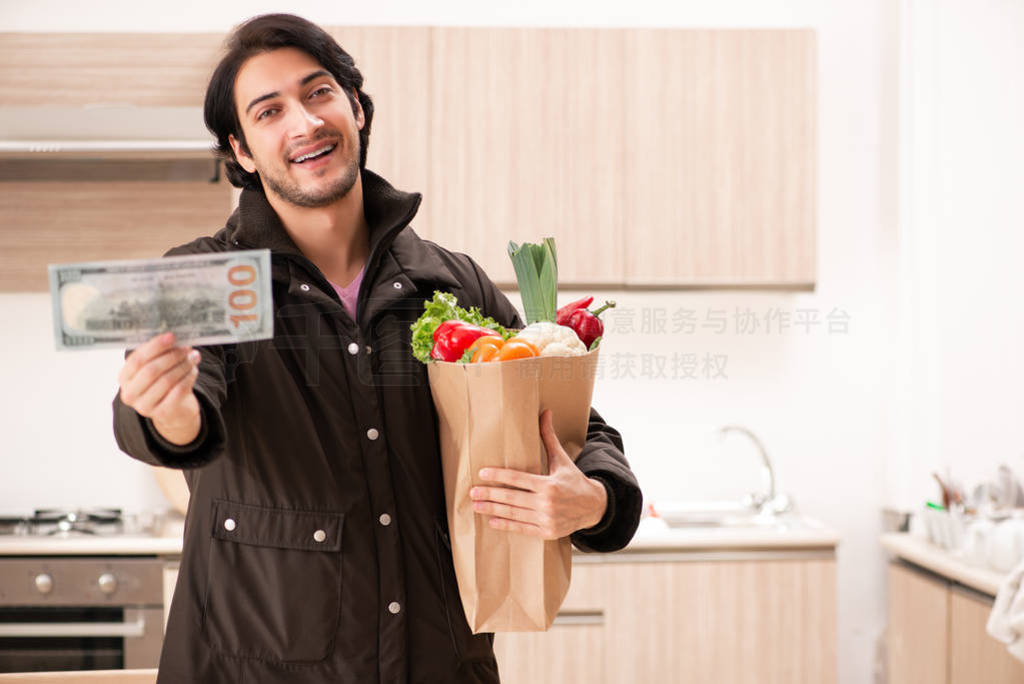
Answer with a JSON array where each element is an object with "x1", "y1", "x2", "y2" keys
[
  {"x1": 112, "y1": 342, "x2": 229, "y2": 470},
  {"x1": 464, "y1": 257, "x2": 643, "y2": 553},
  {"x1": 111, "y1": 240, "x2": 231, "y2": 470}
]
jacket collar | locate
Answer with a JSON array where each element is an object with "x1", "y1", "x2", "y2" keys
[{"x1": 223, "y1": 168, "x2": 459, "y2": 291}]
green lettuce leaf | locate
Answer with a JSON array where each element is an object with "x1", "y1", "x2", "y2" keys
[{"x1": 409, "y1": 291, "x2": 512, "y2": 364}]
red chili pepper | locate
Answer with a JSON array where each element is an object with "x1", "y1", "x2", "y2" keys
[
  {"x1": 567, "y1": 301, "x2": 615, "y2": 349},
  {"x1": 430, "y1": 322, "x2": 501, "y2": 362},
  {"x1": 556, "y1": 296, "x2": 594, "y2": 326}
]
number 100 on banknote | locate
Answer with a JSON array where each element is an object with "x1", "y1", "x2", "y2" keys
[{"x1": 48, "y1": 249, "x2": 274, "y2": 350}]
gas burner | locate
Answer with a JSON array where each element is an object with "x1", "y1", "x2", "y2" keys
[{"x1": 30, "y1": 509, "x2": 124, "y2": 536}]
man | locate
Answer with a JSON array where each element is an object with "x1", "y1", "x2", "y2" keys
[{"x1": 113, "y1": 13, "x2": 641, "y2": 683}]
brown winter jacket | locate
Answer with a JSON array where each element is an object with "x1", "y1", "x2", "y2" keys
[{"x1": 113, "y1": 169, "x2": 642, "y2": 683}]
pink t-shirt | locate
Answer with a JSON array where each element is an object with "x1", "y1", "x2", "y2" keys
[{"x1": 329, "y1": 266, "x2": 364, "y2": 321}]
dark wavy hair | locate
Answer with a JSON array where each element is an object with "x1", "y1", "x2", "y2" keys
[{"x1": 204, "y1": 13, "x2": 374, "y2": 190}]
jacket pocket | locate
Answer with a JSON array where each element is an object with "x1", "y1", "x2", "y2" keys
[
  {"x1": 202, "y1": 499, "x2": 343, "y2": 664},
  {"x1": 434, "y1": 518, "x2": 497, "y2": 665}
]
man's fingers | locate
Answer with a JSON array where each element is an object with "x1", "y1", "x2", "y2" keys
[
  {"x1": 477, "y1": 467, "x2": 543, "y2": 492},
  {"x1": 470, "y1": 485, "x2": 534, "y2": 509},
  {"x1": 151, "y1": 366, "x2": 200, "y2": 420},
  {"x1": 131, "y1": 357, "x2": 197, "y2": 417},
  {"x1": 118, "y1": 332, "x2": 178, "y2": 386},
  {"x1": 121, "y1": 347, "x2": 194, "y2": 405},
  {"x1": 539, "y1": 409, "x2": 570, "y2": 467},
  {"x1": 486, "y1": 516, "x2": 545, "y2": 538},
  {"x1": 473, "y1": 500, "x2": 539, "y2": 525}
]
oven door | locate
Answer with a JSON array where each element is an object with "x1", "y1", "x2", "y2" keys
[
  {"x1": 0, "y1": 606, "x2": 163, "y2": 672},
  {"x1": 0, "y1": 558, "x2": 164, "y2": 672}
]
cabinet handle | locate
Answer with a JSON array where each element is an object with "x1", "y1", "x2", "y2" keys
[{"x1": 552, "y1": 610, "x2": 604, "y2": 626}]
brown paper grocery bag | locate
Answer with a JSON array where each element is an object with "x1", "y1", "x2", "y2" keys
[{"x1": 427, "y1": 348, "x2": 600, "y2": 633}]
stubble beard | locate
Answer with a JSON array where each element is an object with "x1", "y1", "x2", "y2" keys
[{"x1": 258, "y1": 134, "x2": 360, "y2": 209}]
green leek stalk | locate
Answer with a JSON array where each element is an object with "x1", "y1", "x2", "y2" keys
[{"x1": 507, "y1": 238, "x2": 558, "y2": 324}]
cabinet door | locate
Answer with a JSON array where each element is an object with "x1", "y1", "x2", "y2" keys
[
  {"x1": 326, "y1": 27, "x2": 432, "y2": 204},
  {"x1": 950, "y1": 586, "x2": 1024, "y2": 684},
  {"x1": 622, "y1": 30, "x2": 817, "y2": 287},
  {"x1": 888, "y1": 563, "x2": 950, "y2": 684},
  {"x1": 1, "y1": 33, "x2": 221, "y2": 106},
  {"x1": 493, "y1": 563, "x2": 606, "y2": 684},
  {"x1": 428, "y1": 27, "x2": 626, "y2": 286},
  {"x1": 0, "y1": 176, "x2": 233, "y2": 291},
  {"x1": 605, "y1": 558, "x2": 836, "y2": 684}
]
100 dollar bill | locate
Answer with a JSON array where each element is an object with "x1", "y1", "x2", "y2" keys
[{"x1": 48, "y1": 249, "x2": 273, "y2": 350}]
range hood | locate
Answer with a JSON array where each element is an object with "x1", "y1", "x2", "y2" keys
[{"x1": 0, "y1": 105, "x2": 216, "y2": 159}]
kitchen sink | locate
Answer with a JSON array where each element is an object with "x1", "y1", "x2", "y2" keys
[{"x1": 652, "y1": 501, "x2": 806, "y2": 530}]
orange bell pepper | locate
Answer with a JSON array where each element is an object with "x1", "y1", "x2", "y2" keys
[
  {"x1": 468, "y1": 336, "x2": 504, "y2": 363},
  {"x1": 496, "y1": 338, "x2": 540, "y2": 361}
]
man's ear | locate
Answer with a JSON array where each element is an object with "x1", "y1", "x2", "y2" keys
[
  {"x1": 351, "y1": 89, "x2": 365, "y2": 130},
  {"x1": 228, "y1": 134, "x2": 257, "y2": 174}
]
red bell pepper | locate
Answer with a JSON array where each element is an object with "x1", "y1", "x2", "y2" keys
[{"x1": 430, "y1": 322, "x2": 502, "y2": 362}]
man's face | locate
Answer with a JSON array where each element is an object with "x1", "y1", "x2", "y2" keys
[{"x1": 230, "y1": 47, "x2": 364, "y2": 208}]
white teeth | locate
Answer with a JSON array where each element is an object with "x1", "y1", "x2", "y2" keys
[{"x1": 293, "y1": 143, "x2": 336, "y2": 163}]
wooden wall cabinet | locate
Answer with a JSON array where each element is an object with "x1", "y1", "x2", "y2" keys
[
  {"x1": 888, "y1": 562, "x2": 1024, "y2": 684},
  {"x1": 425, "y1": 28, "x2": 627, "y2": 286},
  {"x1": 0, "y1": 28, "x2": 816, "y2": 291},
  {"x1": 622, "y1": 30, "x2": 817, "y2": 287}
]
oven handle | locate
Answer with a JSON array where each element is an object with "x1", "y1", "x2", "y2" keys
[{"x1": 0, "y1": 615, "x2": 146, "y2": 638}]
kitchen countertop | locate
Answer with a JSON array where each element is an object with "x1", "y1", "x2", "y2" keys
[
  {"x1": 0, "y1": 670, "x2": 157, "y2": 683},
  {"x1": 618, "y1": 515, "x2": 840, "y2": 552},
  {"x1": 0, "y1": 514, "x2": 839, "y2": 557},
  {"x1": 0, "y1": 534, "x2": 183, "y2": 556},
  {"x1": 881, "y1": 532, "x2": 1007, "y2": 597}
]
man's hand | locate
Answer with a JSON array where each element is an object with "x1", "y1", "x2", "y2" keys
[
  {"x1": 118, "y1": 332, "x2": 202, "y2": 446},
  {"x1": 470, "y1": 409, "x2": 608, "y2": 540}
]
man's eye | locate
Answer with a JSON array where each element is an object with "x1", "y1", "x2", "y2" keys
[
  {"x1": 256, "y1": 108, "x2": 277, "y2": 121},
  {"x1": 310, "y1": 87, "x2": 332, "y2": 98}
]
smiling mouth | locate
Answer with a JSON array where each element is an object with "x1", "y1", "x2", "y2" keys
[{"x1": 290, "y1": 143, "x2": 337, "y2": 164}]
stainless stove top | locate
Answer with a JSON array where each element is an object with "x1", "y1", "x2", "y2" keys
[{"x1": 0, "y1": 508, "x2": 125, "y2": 537}]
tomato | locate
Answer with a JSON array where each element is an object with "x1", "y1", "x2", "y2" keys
[
  {"x1": 467, "y1": 336, "x2": 504, "y2": 363},
  {"x1": 496, "y1": 338, "x2": 540, "y2": 361}
]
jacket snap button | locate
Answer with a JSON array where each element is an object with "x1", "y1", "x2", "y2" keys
[
  {"x1": 223, "y1": 518, "x2": 236, "y2": 532},
  {"x1": 313, "y1": 529, "x2": 327, "y2": 543},
  {"x1": 365, "y1": 345, "x2": 372, "y2": 354},
  {"x1": 300, "y1": 284, "x2": 310, "y2": 292},
  {"x1": 388, "y1": 601, "x2": 401, "y2": 614},
  {"x1": 393, "y1": 282, "x2": 402, "y2": 290},
  {"x1": 366, "y1": 428, "x2": 379, "y2": 441},
  {"x1": 347, "y1": 342, "x2": 359, "y2": 355},
  {"x1": 379, "y1": 513, "x2": 392, "y2": 526}
]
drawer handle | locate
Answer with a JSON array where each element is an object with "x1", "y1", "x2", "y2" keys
[{"x1": 551, "y1": 610, "x2": 604, "y2": 626}]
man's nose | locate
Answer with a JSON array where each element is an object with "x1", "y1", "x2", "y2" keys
[{"x1": 287, "y1": 103, "x2": 324, "y2": 136}]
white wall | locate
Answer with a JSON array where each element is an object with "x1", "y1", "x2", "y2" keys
[
  {"x1": 7, "y1": 2, "x2": 1021, "y2": 683},
  {"x1": 886, "y1": 0, "x2": 1024, "y2": 512}
]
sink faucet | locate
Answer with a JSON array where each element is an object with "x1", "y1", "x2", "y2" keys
[{"x1": 718, "y1": 425, "x2": 777, "y2": 513}]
